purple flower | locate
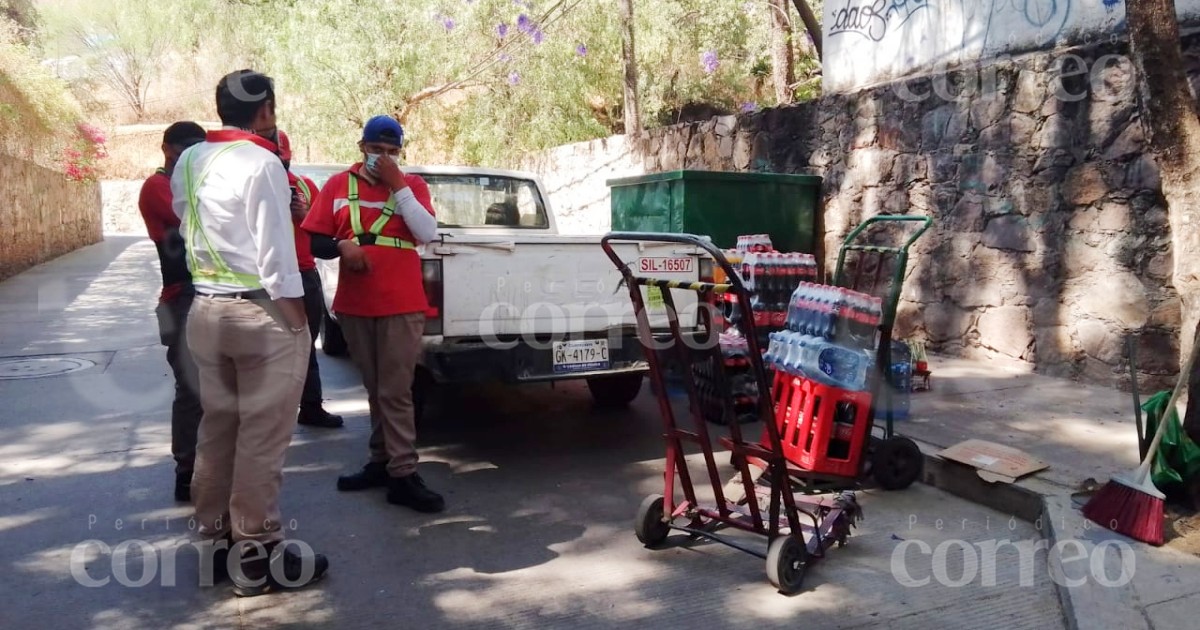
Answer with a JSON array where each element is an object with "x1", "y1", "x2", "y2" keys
[
  {"x1": 497, "y1": 23, "x2": 508, "y2": 38},
  {"x1": 499, "y1": 53, "x2": 512, "y2": 62},
  {"x1": 442, "y1": 17, "x2": 456, "y2": 31},
  {"x1": 517, "y1": 14, "x2": 534, "y2": 34},
  {"x1": 508, "y1": 71, "x2": 521, "y2": 85},
  {"x1": 576, "y1": 44, "x2": 587, "y2": 57},
  {"x1": 740, "y1": 102, "x2": 758, "y2": 113},
  {"x1": 533, "y1": 29, "x2": 544, "y2": 44},
  {"x1": 701, "y1": 50, "x2": 719, "y2": 74}
]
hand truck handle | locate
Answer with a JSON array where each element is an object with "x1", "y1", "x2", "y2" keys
[{"x1": 839, "y1": 215, "x2": 933, "y2": 253}]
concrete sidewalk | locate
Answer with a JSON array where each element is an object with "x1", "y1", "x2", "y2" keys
[{"x1": 905, "y1": 355, "x2": 1200, "y2": 629}]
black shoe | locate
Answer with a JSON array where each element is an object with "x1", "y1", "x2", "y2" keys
[
  {"x1": 298, "y1": 407, "x2": 344, "y2": 428},
  {"x1": 175, "y1": 472, "x2": 192, "y2": 502},
  {"x1": 387, "y1": 472, "x2": 445, "y2": 513},
  {"x1": 198, "y1": 533, "x2": 233, "y2": 587},
  {"x1": 232, "y1": 542, "x2": 329, "y2": 598},
  {"x1": 336, "y1": 462, "x2": 389, "y2": 492}
]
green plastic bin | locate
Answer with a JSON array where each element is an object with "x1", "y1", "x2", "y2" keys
[{"x1": 606, "y1": 170, "x2": 821, "y2": 254}]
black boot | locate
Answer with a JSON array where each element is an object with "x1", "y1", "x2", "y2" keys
[
  {"x1": 336, "y1": 462, "x2": 389, "y2": 491},
  {"x1": 387, "y1": 472, "x2": 445, "y2": 513},
  {"x1": 232, "y1": 541, "x2": 329, "y2": 598},
  {"x1": 298, "y1": 406, "x2": 344, "y2": 428},
  {"x1": 175, "y1": 472, "x2": 192, "y2": 502}
]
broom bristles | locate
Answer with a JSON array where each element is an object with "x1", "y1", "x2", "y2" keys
[{"x1": 1082, "y1": 479, "x2": 1165, "y2": 546}]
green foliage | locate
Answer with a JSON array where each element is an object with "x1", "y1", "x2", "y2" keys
[
  {"x1": 33, "y1": 0, "x2": 822, "y2": 166},
  {"x1": 0, "y1": 15, "x2": 88, "y2": 165}
]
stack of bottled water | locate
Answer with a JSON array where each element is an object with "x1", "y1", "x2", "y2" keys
[{"x1": 763, "y1": 283, "x2": 883, "y2": 392}]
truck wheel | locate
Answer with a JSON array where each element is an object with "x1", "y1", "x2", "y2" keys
[
  {"x1": 587, "y1": 373, "x2": 644, "y2": 408},
  {"x1": 321, "y1": 310, "x2": 349, "y2": 357}
]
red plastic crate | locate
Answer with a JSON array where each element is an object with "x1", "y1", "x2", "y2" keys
[{"x1": 763, "y1": 374, "x2": 874, "y2": 477}]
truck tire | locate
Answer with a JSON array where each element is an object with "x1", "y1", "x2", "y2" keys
[
  {"x1": 587, "y1": 373, "x2": 644, "y2": 408},
  {"x1": 321, "y1": 310, "x2": 349, "y2": 357}
]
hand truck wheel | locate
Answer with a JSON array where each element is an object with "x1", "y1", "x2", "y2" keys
[
  {"x1": 766, "y1": 535, "x2": 808, "y2": 594},
  {"x1": 871, "y1": 436, "x2": 924, "y2": 490},
  {"x1": 634, "y1": 495, "x2": 671, "y2": 547}
]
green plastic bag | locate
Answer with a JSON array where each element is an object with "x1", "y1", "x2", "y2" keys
[{"x1": 1141, "y1": 391, "x2": 1200, "y2": 492}]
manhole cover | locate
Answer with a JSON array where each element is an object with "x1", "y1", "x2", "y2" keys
[{"x1": 0, "y1": 357, "x2": 96, "y2": 380}]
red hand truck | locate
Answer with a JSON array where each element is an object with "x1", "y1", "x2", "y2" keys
[{"x1": 601, "y1": 232, "x2": 864, "y2": 594}]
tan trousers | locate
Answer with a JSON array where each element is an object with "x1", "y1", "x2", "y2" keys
[
  {"x1": 187, "y1": 295, "x2": 309, "y2": 544},
  {"x1": 338, "y1": 312, "x2": 424, "y2": 477}
]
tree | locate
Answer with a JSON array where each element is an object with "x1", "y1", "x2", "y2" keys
[
  {"x1": 39, "y1": 2, "x2": 201, "y2": 120},
  {"x1": 619, "y1": 0, "x2": 641, "y2": 135},
  {"x1": 789, "y1": 0, "x2": 821, "y2": 60},
  {"x1": 1124, "y1": 0, "x2": 1200, "y2": 442},
  {"x1": 768, "y1": 0, "x2": 795, "y2": 104}
]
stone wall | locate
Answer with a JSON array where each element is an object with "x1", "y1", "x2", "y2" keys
[
  {"x1": 515, "y1": 39, "x2": 1185, "y2": 387},
  {"x1": 0, "y1": 155, "x2": 102, "y2": 281}
]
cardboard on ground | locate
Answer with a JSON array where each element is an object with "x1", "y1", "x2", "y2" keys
[{"x1": 937, "y1": 439, "x2": 1049, "y2": 483}]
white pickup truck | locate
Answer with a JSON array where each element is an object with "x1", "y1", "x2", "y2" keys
[{"x1": 292, "y1": 164, "x2": 712, "y2": 418}]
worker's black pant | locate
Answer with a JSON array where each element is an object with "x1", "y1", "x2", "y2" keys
[
  {"x1": 300, "y1": 269, "x2": 325, "y2": 411},
  {"x1": 155, "y1": 291, "x2": 202, "y2": 477}
]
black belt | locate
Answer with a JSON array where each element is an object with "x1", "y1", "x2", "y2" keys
[{"x1": 200, "y1": 289, "x2": 271, "y2": 300}]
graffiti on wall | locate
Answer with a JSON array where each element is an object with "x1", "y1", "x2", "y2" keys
[
  {"x1": 829, "y1": 0, "x2": 932, "y2": 42},
  {"x1": 828, "y1": 0, "x2": 1078, "y2": 49}
]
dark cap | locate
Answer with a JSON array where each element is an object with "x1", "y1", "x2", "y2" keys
[{"x1": 163, "y1": 121, "x2": 206, "y2": 148}]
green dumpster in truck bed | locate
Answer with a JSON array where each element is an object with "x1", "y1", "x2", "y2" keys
[{"x1": 606, "y1": 170, "x2": 821, "y2": 254}]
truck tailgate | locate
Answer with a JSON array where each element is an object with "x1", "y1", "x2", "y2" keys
[{"x1": 431, "y1": 235, "x2": 705, "y2": 338}]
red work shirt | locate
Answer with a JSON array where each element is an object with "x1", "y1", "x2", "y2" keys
[
  {"x1": 288, "y1": 172, "x2": 319, "y2": 272},
  {"x1": 138, "y1": 169, "x2": 190, "y2": 302},
  {"x1": 301, "y1": 165, "x2": 436, "y2": 317}
]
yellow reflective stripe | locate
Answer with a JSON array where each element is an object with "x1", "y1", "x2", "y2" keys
[
  {"x1": 295, "y1": 177, "x2": 312, "y2": 203},
  {"x1": 183, "y1": 141, "x2": 261, "y2": 288},
  {"x1": 347, "y1": 176, "x2": 411, "y2": 248}
]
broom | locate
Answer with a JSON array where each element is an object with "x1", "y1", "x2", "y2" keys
[{"x1": 1081, "y1": 331, "x2": 1200, "y2": 546}]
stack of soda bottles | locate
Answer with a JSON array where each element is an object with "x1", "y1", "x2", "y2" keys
[
  {"x1": 738, "y1": 251, "x2": 820, "y2": 351},
  {"x1": 763, "y1": 284, "x2": 883, "y2": 391},
  {"x1": 759, "y1": 285, "x2": 886, "y2": 476},
  {"x1": 694, "y1": 332, "x2": 760, "y2": 425}
]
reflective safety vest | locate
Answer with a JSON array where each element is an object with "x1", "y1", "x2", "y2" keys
[
  {"x1": 347, "y1": 176, "x2": 415, "y2": 249},
  {"x1": 295, "y1": 177, "x2": 312, "y2": 204},
  {"x1": 182, "y1": 141, "x2": 262, "y2": 289}
]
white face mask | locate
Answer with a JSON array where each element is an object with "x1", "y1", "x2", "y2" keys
[{"x1": 364, "y1": 153, "x2": 382, "y2": 171}]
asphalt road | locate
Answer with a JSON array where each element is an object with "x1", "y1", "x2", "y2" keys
[{"x1": 0, "y1": 237, "x2": 1065, "y2": 629}]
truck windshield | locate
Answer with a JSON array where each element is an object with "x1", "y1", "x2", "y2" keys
[{"x1": 421, "y1": 174, "x2": 550, "y2": 229}]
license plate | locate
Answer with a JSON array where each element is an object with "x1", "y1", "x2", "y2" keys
[
  {"x1": 552, "y1": 339, "x2": 610, "y2": 374},
  {"x1": 638, "y1": 257, "x2": 694, "y2": 274}
]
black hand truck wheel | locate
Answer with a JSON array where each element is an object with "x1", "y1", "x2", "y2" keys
[
  {"x1": 871, "y1": 436, "x2": 924, "y2": 490},
  {"x1": 766, "y1": 534, "x2": 808, "y2": 594},
  {"x1": 634, "y1": 495, "x2": 671, "y2": 547}
]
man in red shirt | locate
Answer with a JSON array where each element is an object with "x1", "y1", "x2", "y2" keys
[
  {"x1": 138, "y1": 121, "x2": 207, "y2": 503},
  {"x1": 276, "y1": 130, "x2": 343, "y2": 428},
  {"x1": 302, "y1": 115, "x2": 444, "y2": 513}
]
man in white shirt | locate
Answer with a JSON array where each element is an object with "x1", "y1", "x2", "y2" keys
[{"x1": 172, "y1": 69, "x2": 328, "y2": 596}]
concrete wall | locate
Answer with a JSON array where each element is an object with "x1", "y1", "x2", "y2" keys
[
  {"x1": 823, "y1": 0, "x2": 1200, "y2": 92},
  {"x1": 0, "y1": 155, "x2": 102, "y2": 281},
  {"x1": 514, "y1": 37, "x2": 1192, "y2": 387}
]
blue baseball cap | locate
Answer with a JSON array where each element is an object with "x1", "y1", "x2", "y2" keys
[{"x1": 361, "y1": 115, "x2": 404, "y2": 147}]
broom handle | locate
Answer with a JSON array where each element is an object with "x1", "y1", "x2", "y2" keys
[{"x1": 1134, "y1": 331, "x2": 1200, "y2": 483}]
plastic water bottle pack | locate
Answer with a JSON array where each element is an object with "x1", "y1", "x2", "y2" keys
[{"x1": 765, "y1": 283, "x2": 884, "y2": 392}]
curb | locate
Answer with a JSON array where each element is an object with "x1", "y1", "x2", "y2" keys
[
  {"x1": 1040, "y1": 494, "x2": 1150, "y2": 630},
  {"x1": 910, "y1": 442, "x2": 1145, "y2": 630}
]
